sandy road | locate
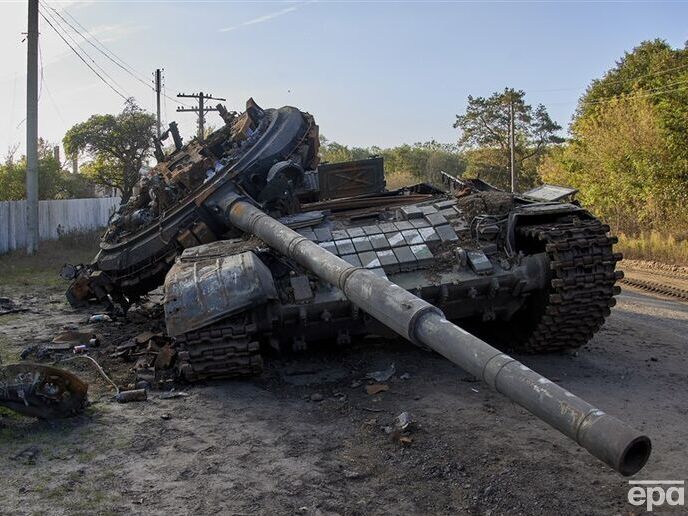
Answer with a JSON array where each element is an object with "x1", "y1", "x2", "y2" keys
[{"x1": 0, "y1": 281, "x2": 686, "y2": 515}]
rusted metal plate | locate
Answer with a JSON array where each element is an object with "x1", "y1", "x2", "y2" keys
[
  {"x1": 317, "y1": 157, "x2": 385, "y2": 200},
  {"x1": 164, "y1": 251, "x2": 277, "y2": 337}
]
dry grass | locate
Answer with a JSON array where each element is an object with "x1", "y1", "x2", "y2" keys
[
  {"x1": 616, "y1": 231, "x2": 688, "y2": 266},
  {"x1": 0, "y1": 231, "x2": 102, "y2": 287},
  {"x1": 385, "y1": 170, "x2": 418, "y2": 190}
]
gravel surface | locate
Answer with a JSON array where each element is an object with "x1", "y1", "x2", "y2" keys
[{"x1": 0, "y1": 282, "x2": 686, "y2": 515}]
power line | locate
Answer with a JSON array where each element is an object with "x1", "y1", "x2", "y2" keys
[
  {"x1": 55, "y1": 5, "x2": 192, "y2": 108},
  {"x1": 533, "y1": 61, "x2": 688, "y2": 94},
  {"x1": 37, "y1": 36, "x2": 44, "y2": 102},
  {"x1": 48, "y1": 4, "x2": 151, "y2": 91},
  {"x1": 583, "y1": 78, "x2": 688, "y2": 106},
  {"x1": 8, "y1": 76, "x2": 17, "y2": 138},
  {"x1": 40, "y1": 5, "x2": 131, "y2": 98},
  {"x1": 592, "y1": 61, "x2": 688, "y2": 88},
  {"x1": 162, "y1": 77, "x2": 169, "y2": 126},
  {"x1": 59, "y1": 6, "x2": 145, "y2": 74},
  {"x1": 548, "y1": 77, "x2": 688, "y2": 107},
  {"x1": 43, "y1": 76, "x2": 67, "y2": 126},
  {"x1": 38, "y1": 10, "x2": 128, "y2": 101}
]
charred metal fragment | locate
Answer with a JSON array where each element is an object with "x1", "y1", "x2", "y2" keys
[{"x1": 0, "y1": 364, "x2": 88, "y2": 418}]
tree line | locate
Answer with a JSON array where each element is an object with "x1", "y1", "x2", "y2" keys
[
  {"x1": 0, "y1": 139, "x2": 92, "y2": 201},
  {"x1": 2, "y1": 38, "x2": 685, "y2": 244},
  {"x1": 324, "y1": 39, "x2": 688, "y2": 239},
  {"x1": 542, "y1": 39, "x2": 688, "y2": 236}
]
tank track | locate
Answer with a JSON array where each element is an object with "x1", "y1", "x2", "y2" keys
[
  {"x1": 517, "y1": 216, "x2": 623, "y2": 352},
  {"x1": 175, "y1": 316, "x2": 263, "y2": 381}
]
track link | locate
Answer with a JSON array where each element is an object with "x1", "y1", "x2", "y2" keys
[
  {"x1": 176, "y1": 316, "x2": 263, "y2": 381},
  {"x1": 517, "y1": 217, "x2": 623, "y2": 352}
]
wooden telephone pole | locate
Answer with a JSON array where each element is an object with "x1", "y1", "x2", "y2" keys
[
  {"x1": 26, "y1": 0, "x2": 39, "y2": 254},
  {"x1": 176, "y1": 91, "x2": 226, "y2": 141},
  {"x1": 154, "y1": 69, "x2": 162, "y2": 138}
]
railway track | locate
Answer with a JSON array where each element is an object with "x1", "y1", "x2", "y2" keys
[
  {"x1": 618, "y1": 260, "x2": 688, "y2": 301},
  {"x1": 622, "y1": 265, "x2": 688, "y2": 282},
  {"x1": 619, "y1": 275, "x2": 688, "y2": 301}
]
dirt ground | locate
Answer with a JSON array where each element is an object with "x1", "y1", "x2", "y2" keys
[{"x1": 0, "y1": 248, "x2": 687, "y2": 515}]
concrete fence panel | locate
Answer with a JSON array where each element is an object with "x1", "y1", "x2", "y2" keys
[{"x1": 0, "y1": 197, "x2": 120, "y2": 254}]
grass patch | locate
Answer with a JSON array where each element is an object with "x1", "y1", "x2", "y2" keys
[
  {"x1": 617, "y1": 231, "x2": 688, "y2": 266},
  {"x1": 0, "y1": 231, "x2": 102, "y2": 287},
  {"x1": 0, "y1": 334, "x2": 22, "y2": 364}
]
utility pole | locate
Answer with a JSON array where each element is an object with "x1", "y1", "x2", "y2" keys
[
  {"x1": 26, "y1": 0, "x2": 39, "y2": 254},
  {"x1": 508, "y1": 89, "x2": 517, "y2": 193},
  {"x1": 154, "y1": 69, "x2": 162, "y2": 138},
  {"x1": 176, "y1": 91, "x2": 226, "y2": 141}
]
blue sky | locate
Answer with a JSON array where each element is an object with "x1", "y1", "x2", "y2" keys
[{"x1": 1, "y1": 0, "x2": 687, "y2": 156}]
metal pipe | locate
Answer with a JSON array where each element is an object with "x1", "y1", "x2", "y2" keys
[{"x1": 225, "y1": 197, "x2": 651, "y2": 475}]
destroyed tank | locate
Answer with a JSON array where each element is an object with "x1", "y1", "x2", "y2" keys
[{"x1": 65, "y1": 99, "x2": 650, "y2": 475}]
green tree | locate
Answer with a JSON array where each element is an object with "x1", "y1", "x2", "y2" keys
[
  {"x1": 63, "y1": 99, "x2": 156, "y2": 202},
  {"x1": 319, "y1": 135, "x2": 370, "y2": 163},
  {"x1": 453, "y1": 88, "x2": 562, "y2": 190},
  {"x1": 0, "y1": 140, "x2": 92, "y2": 201},
  {"x1": 543, "y1": 39, "x2": 688, "y2": 234},
  {"x1": 541, "y1": 97, "x2": 672, "y2": 232},
  {"x1": 318, "y1": 136, "x2": 465, "y2": 187}
]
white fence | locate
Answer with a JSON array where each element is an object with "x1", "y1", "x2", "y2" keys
[{"x1": 0, "y1": 197, "x2": 121, "y2": 254}]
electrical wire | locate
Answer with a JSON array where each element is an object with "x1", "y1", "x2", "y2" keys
[
  {"x1": 40, "y1": 5, "x2": 131, "y2": 99},
  {"x1": 39, "y1": 37, "x2": 67, "y2": 126},
  {"x1": 532, "y1": 61, "x2": 688, "y2": 93},
  {"x1": 55, "y1": 5, "x2": 192, "y2": 108},
  {"x1": 48, "y1": 4, "x2": 150, "y2": 91},
  {"x1": 8, "y1": 76, "x2": 17, "y2": 137},
  {"x1": 162, "y1": 74, "x2": 169, "y2": 126},
  {"x1": 39, "y1": 10, "x2": 128, "y2": 101},
  {"x1": 554, "y1": 79, "x2": 688, "y2": 107},
  {"x1": 38, "y1": 38, "x2": 44, "y2": 102},
  {"x1": 44, "y1": 79, "x2": 67, "y2": 126},
  {"x1": 62, "y1": 354, "x2": 120, "y2": 393},
  {"x1": 590, "y1": 61, "x2": 688, "y2": 88}
]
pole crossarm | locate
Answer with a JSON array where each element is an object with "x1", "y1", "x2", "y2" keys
[
  {"x1": 177, "y1": 92, "x2": 226, "y2": 101},
  {"x1": 176, "y1": 107, "x2": 220, "y2": 112},
  {"x1": 174, "y1": 90, "x2": 226, "y2": 141}
]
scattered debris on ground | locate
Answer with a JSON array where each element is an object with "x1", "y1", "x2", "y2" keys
[
  {"x1": 0, "y1": 279, "x2": 686, "y2": 514},
  {"x1": 0, "y1": 297, "x2": 29, "y2": 316},
  {"x1": 116, "y1": 389, "x2": 147, "y2": 403},
  {"x1": 366, "y1": 363, "x2": 395, "y2": 382},
  {"x1": 366, "y1": 384, "x2": 389, "y2": 395}
]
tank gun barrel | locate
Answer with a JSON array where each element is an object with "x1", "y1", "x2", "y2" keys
[{"x1": 223, "y1": 196, "x2": 651, "y2": 476}]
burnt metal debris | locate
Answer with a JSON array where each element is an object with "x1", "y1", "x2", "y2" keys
[
  {"x1": 0, "y1": 363, "x2": 88, "y2": 418},
  {"x1": 63, "y1": 98, "x2": 650, "y2": 475}
]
